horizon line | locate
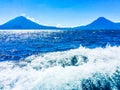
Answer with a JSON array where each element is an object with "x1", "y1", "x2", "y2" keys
[{"x1": 0, "y1": 15, "x2": 120, "y2": 28}]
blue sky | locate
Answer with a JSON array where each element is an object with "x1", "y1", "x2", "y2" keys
[{"x1": 0, "y1": 0, "x2": 120, "y2": 27}]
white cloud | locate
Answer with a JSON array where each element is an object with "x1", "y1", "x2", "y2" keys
[
  {"x1": 21, "y1": 13, "x2": 26, "y2": 17},
  {"x1": 26, "y1": 16, "x2": 36, "y2": 22},
  {"x1": 56, "y1": 24, "x2": 62, "y2": 27},
  {"x1": 20, "y1": 13, "x2": 41, "y2": 24}
]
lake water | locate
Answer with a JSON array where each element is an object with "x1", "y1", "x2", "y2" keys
[{"x1": 0, "y1": 30, "x2": 120, "y2": 90}]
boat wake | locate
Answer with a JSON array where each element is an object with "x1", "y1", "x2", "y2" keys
[{"x1": 0, "y1": 46, "x2": 120, "y2": 90}]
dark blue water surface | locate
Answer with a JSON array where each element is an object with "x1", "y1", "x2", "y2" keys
[{"x1": 0, "y1": 30, "x2": 120, "y2": 61}]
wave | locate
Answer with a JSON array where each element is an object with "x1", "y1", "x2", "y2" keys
[{"x1": 0, "y1": 46, "x2": 120, "y2": 90}]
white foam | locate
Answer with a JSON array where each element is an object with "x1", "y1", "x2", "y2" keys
[{"x1": 0, "y1": 46, "x2": 120, "y2": 90}]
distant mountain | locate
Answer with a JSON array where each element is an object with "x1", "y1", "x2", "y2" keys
[
  {"x1": 74, "y1": 17, "x2": 120, "y2": 30},
  {"x1": 0, "y1": 16, "x2": 59, "y2": 29},
  {"x1": 0, "y1": 16, "x2": 120, "y2": 30}
]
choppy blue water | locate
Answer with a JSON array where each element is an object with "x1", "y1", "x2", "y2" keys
[
  {"x1": 0, "y1": 30, "x2": 119, "y2": 61},
  {"x1": 0, "y1": 30, "x2": 120, "y2": 90}
]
